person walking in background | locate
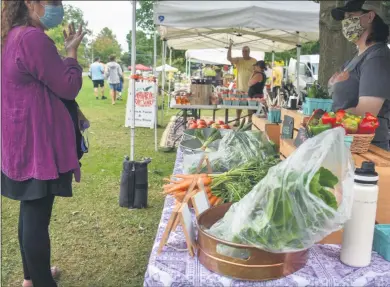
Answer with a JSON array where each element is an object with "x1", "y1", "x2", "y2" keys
[
  {"x1": 89, "y1": 57, "x2": 106, "y2": 100},
  {"x1": 1, "y1": 1, "x2": 86, "y2": 286},
  {"x1": 227, "y1": 40, "x2": 257, "y2": 126},
  {"x1": 105, "y1": 55, "x2": 123, "y2": 105},
  {"x1": 116, "y1": 74, "x2": 124, "y2": 100}
]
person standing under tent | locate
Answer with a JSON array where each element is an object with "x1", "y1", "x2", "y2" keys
[
  {"x1": 89, "y1": 57, "x2": 106, "y2": 100},
  {"x1": 227, "y1": 40, "x2": 257, "y2": 126},
  {"x1": 272, "y1": 64, "x2": 283, "y2": 97},
  {"x1": 329, "y1": 0, "x2": 390, "y2": 150},
  {"x1": 1, "y1": 1, "x2": 87, "y2": 286},
  {"x1": 105, "y1": 55, "x2": 123, "y2": 105},
  {"x1": 247, "y1": 61, "x2": 268, "y2": 123}
]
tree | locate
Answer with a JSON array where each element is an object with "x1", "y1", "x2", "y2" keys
[
  {"x1": 136, "y1": 0, "x2": 155, "y2": 32},
  {"x1": 46, "y1": 4, "x2": 91, "y2": 68},
  {"x1": 92, "y1": 27, "x2": 122, "y2": 63}
]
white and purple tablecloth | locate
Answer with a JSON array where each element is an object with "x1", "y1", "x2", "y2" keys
[{"x1": 144, "y1": 149, "x2": 390, "y2": 286}]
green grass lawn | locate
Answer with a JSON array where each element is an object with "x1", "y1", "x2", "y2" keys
[
  {"x1": 1, "y1": 76, "x2": 241, "y2": 286},
  {"x1": 1, "y1": 77, "x2": 178, "y2": 287}
]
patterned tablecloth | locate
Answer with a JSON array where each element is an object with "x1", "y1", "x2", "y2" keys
[{"x1": 144, "y1": 149, "x2": 390, "y2": 287}]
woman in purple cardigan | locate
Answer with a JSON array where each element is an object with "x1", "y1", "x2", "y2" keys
[{"x1": 1, "y1": 1, "x2": 86, "y2": 286}]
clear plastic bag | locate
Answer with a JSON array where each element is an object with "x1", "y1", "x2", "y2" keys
[
  {"x1": 182, "y1": 130, "x2": 277, "y2": 174},
  {"x1": 208, "y1": 128, "x2": 355, "y2": 253}
]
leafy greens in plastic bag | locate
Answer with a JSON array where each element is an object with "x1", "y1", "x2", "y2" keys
[{"x1": 208, "y1": 128, "x2": 355, "y2": 253}]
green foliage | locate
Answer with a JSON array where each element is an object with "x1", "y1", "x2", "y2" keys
[
  {"x1": 46, "y1": 4, "x2": 91, "y2": 68},
  {"x1": 126, "y1": 30, "x2": 160, "y2": 66},
  {"x1": 136, "y1": 0, "x2": 156, "y2": 32},
  {"x1": 92, "y1": 27, "x2": 122, "y2": 63},
  {"x1": 264, "y1": 41, "x2": 320, "y2": 64}
]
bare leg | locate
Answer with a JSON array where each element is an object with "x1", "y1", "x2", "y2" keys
[
  {"x1": 94, "y1": 87, "x2": 98, "y2": 99},
  {"x1": 111, "y1": 89, "x2": 117, "y2": 105},
  {"x1": 234, "y1": 109, "x2": 242, "y2": 126},
  {"x1": 248, "y1": 110, "x2": 254, "y2": 123},
  {"x1": 100, "y1": 86, "x2": 105, "y2": 99}
]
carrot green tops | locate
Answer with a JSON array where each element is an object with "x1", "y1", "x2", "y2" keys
[{"x1": 2, "y1": 26, "x2": 82, "y2": 182}]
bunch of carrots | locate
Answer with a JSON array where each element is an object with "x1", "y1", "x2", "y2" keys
[{"x1": 163, "y1": 174, "x2": 222, "y2": 206}]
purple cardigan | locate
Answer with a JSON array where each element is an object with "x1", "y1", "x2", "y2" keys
[{"x1": 1, "y1": 26, "x2": 82, "y2": 182}]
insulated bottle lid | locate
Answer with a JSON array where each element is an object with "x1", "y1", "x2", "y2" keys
[{"x1": 354, "y1": 161, "x2": 378, "y2": 184}]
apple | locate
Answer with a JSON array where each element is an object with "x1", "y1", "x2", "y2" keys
[
  {"x1": 207, "y1": 120, "x2": 215, "y2": 127},
  {"x1": 198, "y1": 124, "x2": 207, "y2": 129},
  {"x1": 217, "y1": 120, "x2": 225, "y2": 125},
  {"x1": 197, "y1": 119, "x2": 206, "y2": 125}
]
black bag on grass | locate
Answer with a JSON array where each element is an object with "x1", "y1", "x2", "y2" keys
[{"x1": 119, "y1": 157, "x2": 151, "y2": 209}]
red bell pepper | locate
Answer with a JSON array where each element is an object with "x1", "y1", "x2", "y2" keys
[
  {"x1": 335, "y1": 110, "x2": 346, "y2": 123},
  {"x1": 364, "y1": 112, "x2": 377, "y2": 122},
  {"x1": 321, "y1": 112, "x2": 337, "y2": 126},
  {"x1": 358, "y1": 118, "x2": 379, "y2": 134}
]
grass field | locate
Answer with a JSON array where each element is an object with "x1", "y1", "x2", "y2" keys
[{"x1": 1, "y1": 76, "x2": 178, "y2": 287}]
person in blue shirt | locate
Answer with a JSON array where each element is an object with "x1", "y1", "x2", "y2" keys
[{"x1": 89, "y1": 57, "x2": 106, "y2": 100}]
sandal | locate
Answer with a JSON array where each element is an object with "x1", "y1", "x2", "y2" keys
[{"x1": 22, "y1": 267, "x2": 61, "y2": 287}]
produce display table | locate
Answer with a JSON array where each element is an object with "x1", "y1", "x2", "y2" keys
[
  {"x1": 144, "y1": 148, "x2": 390, "y2": 287},
  {"x1": 251, "y1": 115, "x2": 281, "y2": 148},
  {"x1": 170, "y1": 104, "x2": 218, "y2": 122},
  {"x1": 217, "y1": 105, "x2": 259, "y2": 124}
]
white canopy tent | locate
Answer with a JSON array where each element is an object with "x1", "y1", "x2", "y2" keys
[
  {"x1": 156, "y1": 64, "x2": 178, "y2": 72},
  {"x1": 185, "y1": 49, "x2": 265, "y2": 65},
  {"x1": 154, "y1": 1, "x2": 320, "y2": 94}
]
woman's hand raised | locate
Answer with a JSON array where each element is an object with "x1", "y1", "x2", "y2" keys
[{"x1": 63, "y1": 22, "x2": 87, "y2": 59}]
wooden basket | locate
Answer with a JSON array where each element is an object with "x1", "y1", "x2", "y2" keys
[
  {"x1": 197, "y1": 203, "x2": 308, "y2": 281},
  {"x1": 348, "y1": 134, "x2": 375, "y2": 154}
]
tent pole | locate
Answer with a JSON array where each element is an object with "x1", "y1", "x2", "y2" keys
[
  {"x1": 153, "y1": 28, "x2": 158, "y2": 152},
  {"x1": 167, "y1": 47, "x2": 172, "y2": 111},
  {"x1": 160, "y1": 40, "x2": 166, "y2": 126},
  {"x1": 185, "y1": 58, "x2": 188, "y2": 78},
  {"x1": 296, "y1": 31, "x2": 301, "y2": 100},
  {"x1": 271, "y1": 41, "x2": 275, "y2": 91},
  {"x1": 130, "y1": 0, "x2": 137, "y2": 161}
]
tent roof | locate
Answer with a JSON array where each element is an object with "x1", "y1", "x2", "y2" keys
[
  {"x1": 154, "y1": 1, "x2": 320, "y2": 52},
  {"x1": 156, "y1": 64, "x2": 178, "y2": 72},
  {"x1": 128, "y1": 64, "x2": 152, "y2": 71},
  {"x1": 186, "y1": 49, "x2": 265, "y2": 65}
]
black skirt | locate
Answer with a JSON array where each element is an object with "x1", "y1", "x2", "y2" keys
[{"x1": 1, "y1": 172, "x2": 73, "y2": 201}]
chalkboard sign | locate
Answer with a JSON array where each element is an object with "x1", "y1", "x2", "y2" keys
[
  {"x1": 281, "y1": 115, "x2": 294, "y2": 139},
  {"x1": 294, "y1": 126, "x2": 309, "y2": 147}
]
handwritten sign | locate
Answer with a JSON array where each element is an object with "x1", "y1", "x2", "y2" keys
[
  {"x1": 281, "y1": 115, "x2": 294, "y2": 139},
  {"x1": 125, "y1": 80, "x2": 156, "y2": 128}
]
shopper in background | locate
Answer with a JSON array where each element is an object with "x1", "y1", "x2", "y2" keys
[
  {"x1": 329, "y1": 0, "x2": 390, "y2": 150},
  {"x1": 89, "y1": 57, "x2": 106, "y2": 100},
  {"x1": 272, "y1": 63, "x2": 283, "y2": 97},
  {"x1": 105, "y1": 54, "x2": 123, "y2": 105},
  {"x1": 116, "y1": 74, "x2": 124, "y2": 100},
  {"x1": 1, "y1": 1, "x2": 86, "y2": 286},
  {"x1": 247, "y1": 61, "x2": 267, "y2": 123},
  {"x1": 227, "y1": 40, "x2": 257, "y2": 126}
]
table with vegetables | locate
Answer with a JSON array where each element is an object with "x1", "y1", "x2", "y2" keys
[{"x1": 144, "y1": 125, "x2": 390, "y2": 286}]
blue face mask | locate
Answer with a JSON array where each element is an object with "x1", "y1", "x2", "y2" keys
[{"x1": 37, "y1": 4, "x2": 64, "y2": 29}]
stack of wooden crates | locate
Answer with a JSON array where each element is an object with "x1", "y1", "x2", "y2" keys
[{"x1": 190, "y1": 84, "x2": 212, "y2": 105}]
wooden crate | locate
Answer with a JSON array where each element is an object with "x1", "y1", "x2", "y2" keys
[
  {"x1": 280, "y1": 108, "x2": 310, "y2": 140},
  {"x1": 190, "y1": 84, "x2": 212, "y2": 105},
  {"x1": 252, "y1": 115, "x2": 281, "y2": 148},
  {"x1": 279, "y1": 139, "x2": 390, "y2": 244}
]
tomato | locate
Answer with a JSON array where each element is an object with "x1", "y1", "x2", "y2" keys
[
  {"x1": 207, "y1": 120, "x2": 215, "y2": 126},
  {"x1": 217, "y1": 120, "x2": 225, "y2": 125},
  {"x1": 189, "y1": 123, "x2": 198, "y2": 129},
  {"x1": 198, "y1": 125, "x2": 207, "y2": 129},
  {"x1": 197, "y1": 119, "x2": 206, "y2": 125},
  {"x1": 221, "y1": 124, "x2": 230, "y2": 129}
]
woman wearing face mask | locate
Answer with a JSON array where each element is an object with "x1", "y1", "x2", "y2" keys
[
  {"x1": 1, "y1": 1, "x2": 86, "y2": 286},
  {"x1": 329, "y1": 0, "x2": 390, "y2": 150}
]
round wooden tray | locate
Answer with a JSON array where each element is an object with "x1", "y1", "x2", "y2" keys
[{"x1": 197, "y1": 203, "x2": 309, "y2": 281}]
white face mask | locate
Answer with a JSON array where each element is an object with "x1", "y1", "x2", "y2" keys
[{"x1": 341, "y1": 14, "x2": 366, "y2": 43}]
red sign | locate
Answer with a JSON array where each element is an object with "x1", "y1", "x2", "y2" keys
[{"x1": 135, "y1": 91, "x2": 154, "y2": 107}]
